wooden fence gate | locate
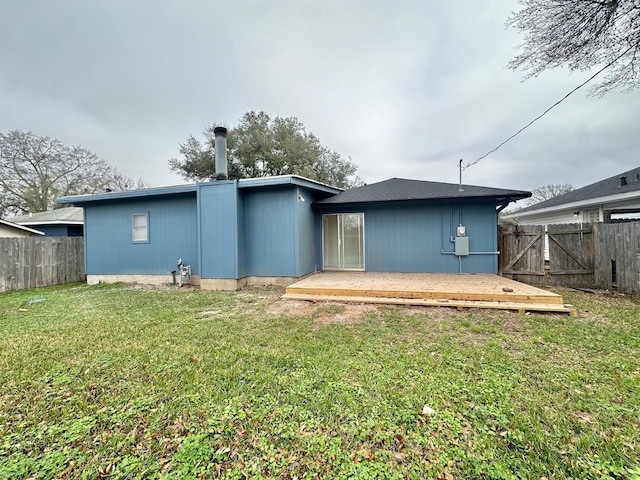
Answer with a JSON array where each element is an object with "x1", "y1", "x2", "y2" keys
[{"x1": 499, "y1": 224, "x2": 594, "y2": 287}]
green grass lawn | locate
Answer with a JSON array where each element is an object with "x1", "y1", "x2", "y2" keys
[{"x1": 0, "y1": 283, "x2": 638, "y2": 479}]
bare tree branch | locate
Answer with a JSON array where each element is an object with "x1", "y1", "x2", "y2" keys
[
  {"x1": 527, "y1": 183, "x2": 575, "y2": 205},
  {"x1": 508, "y1": 0, "x2": 640, "y2": 95},
  {"x1": 0, "y1": 130, "x2": 149, "y2": 217}
]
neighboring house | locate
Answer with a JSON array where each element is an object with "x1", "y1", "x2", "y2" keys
[
  {"x1": 58, "y1": 176, "x2": 530, "y2": 289},
  {"x1": 0, "y1": 219, "x2": 44, "y2": 237},
  {"x1": 8, "y1": 207, "x2": 84, "y2": 236},
  {"x1": 503, "y1": 166, "x2": 640, "y2": 225}
]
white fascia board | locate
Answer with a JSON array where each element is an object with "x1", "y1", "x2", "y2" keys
[
  {"x1": 0, "y1": 219, "x2": 45, "y2": 235},
  {"x1": 16, "y1": 220, "x2": 84, "y2": 226},
  {"x1": 503, "y1": 190, "x2": 640, "y2": 219}
]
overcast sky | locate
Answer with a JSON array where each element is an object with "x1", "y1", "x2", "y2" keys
[{"x1": 1, "y1": 0, "x2": 639, "y2": 200}]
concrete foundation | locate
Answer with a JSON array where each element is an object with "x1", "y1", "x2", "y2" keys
[
  {"x1": 200, "y1": 276, "x2": 302, "y2": 291},
  {"x1": 200, "y1": 278, "x2": 247, "y2": 291},
  {"x1": 86, "y1": 274, "x2": 304, "y2": 291},
  {"x1": 86, "y1": 274, "x2": 201, "y2": 286}
]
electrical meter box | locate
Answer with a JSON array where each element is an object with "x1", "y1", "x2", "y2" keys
[{"x1": 455, "y1": 236, "x2": 469, "y2": 256}]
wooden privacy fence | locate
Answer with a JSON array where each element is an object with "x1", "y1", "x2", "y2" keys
[
  {"x1": 0, "y1": 237, "x2": 85, "y2": 293},
  {"x1": 593, "y1": 222, "x2": 640, "y2": 294},
  {"x1": 499, "y1": 222, "x2": 640, "y2": 294}
]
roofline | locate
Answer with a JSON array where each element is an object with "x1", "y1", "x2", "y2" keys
[
  {"x1": 0, "y1": 219, "x2": 45, "y2": 235},
  {"x1": 313, "y1": 191, "x2": 531, "y2": 207},
  {"x1": 313, "y1": 193, "x2": 530, "y2": 208},
  {"x1": 15, "y1": 220, "x2": 84, "y2": 226},
  {"x1": 238, "y1": 175, "x2": 342, "y2": 194},
  {"x1": 58, "y1": 184, "x2": 199, "y2": 204},
  {"x1": 503, "y1": 190, "x2": 640, "y2": 219},
  {"x1": 58, "y1": 175, "x2": 342, "y2": 205}
]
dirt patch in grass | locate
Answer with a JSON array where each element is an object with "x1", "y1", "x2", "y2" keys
[
  {"x1": 267, "y1": 299, "x2": 380, "y2": 325},
  {"x1": 269, "y1": 297, "x2": 537, "y2": 329}
]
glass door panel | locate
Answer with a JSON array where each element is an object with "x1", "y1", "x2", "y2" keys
[
  {"x1": 322, "y1": 213, "x2": 364, "y2": 270},
  {"x1": 322, "y1": 215, "x2": 339, "y2": 269}
]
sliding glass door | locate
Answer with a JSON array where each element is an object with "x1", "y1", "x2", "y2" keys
[{"x1": 322, "y1": 213, "x2": 364, "y2": 270}]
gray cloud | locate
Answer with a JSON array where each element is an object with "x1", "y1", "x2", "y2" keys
[{"x1": 1, "y1": 0, "x2": 638, "y2": 190}]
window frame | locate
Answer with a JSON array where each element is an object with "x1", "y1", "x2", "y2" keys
[
  {"x1": 132, "y1": 212, "x2": 149, "y2": 243},
  {"x1": 321, "y1": 212, "x2": 365, "y2": 271}
]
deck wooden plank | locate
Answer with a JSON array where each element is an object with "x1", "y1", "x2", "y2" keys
[
  {"x1": 282, "y1": 293, "x2": 577, "y2": 316},
  {"x1": 285, "y1": 272, "x2": 564, "y2": 305}
]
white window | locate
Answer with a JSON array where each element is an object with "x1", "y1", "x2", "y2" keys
[{"x1": 132, "y1": 213, "x2": 149, "y2": 242}]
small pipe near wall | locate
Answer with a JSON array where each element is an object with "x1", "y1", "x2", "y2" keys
[{"x1": 445, "y1": 250, "x2": 501, "y2": 273}]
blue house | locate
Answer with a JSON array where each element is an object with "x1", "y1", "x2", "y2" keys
[
  {"x1": 58, "y1": 176, "x2": 529, "y2": 289},
  {"x1": 58, "y1": 176, "x2": 339, "y2": 289},
  {"x1": 9, "y1": 207, "x2": 84, "y2": 237},
  {"x1": 57, "y1": 127, "x2": 530, "y2": 289},
  {"x1": 314, "y1": 178, "x2": 530, "y2": 275}
]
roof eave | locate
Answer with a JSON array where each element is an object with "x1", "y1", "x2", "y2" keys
[
  {"x1": 314, "y1": 193, "x2": 531, "y2": 208},
  {"x1": 0, "y1": 219, "x2": 45, "y2": 235},
  {"x1": 57, "y1": 184, "x2": 199, "y2": 205},
  {"x1": 503, "y1": 189, "x2": 640, "y2": 219},
  {"x1": 238, "y1": 175, "x2": 342, "y2": 194},
  {"x1": 17, "y1": 221, "x2": 84, "y2": 226}
]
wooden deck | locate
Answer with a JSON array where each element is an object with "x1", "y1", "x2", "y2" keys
[{"x1": 283, "y1": 272, "x2": 576, "y2": 315}]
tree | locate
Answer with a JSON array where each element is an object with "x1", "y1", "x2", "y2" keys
[
  {"x1": 169, "y1": 111, "x2": 362, "y2": 189},
  {"x1": 527, "y1": 184, "x2": 574, "y2": 206},
  {"x1": 0, "y1": 130, "x2": 148, "y2": 217},
  {"x1": 508, "y1": 0, "x2": 640, "y2": 95}
]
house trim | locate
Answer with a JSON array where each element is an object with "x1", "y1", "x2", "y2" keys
[
  {"x1": 16, "y1": 220, "x2": 84, "y2": 226},
  {"x1": 0, "y1": 219, "x2": 45, "y2": 236}
]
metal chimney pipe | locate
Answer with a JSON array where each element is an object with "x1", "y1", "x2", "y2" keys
[{"x1": 214, "y1": 126, "x2": 228, "y2": 180}]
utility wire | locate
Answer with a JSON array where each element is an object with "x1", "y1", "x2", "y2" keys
[{"x1": 463, "y1": 45, "x2": 634, "y2": 170}]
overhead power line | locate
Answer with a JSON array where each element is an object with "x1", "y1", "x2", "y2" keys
[{"x1": 462, "y1": 45, "x2": 635, "y2": 171}]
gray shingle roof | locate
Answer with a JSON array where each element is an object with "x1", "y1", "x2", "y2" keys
[
  {"x1": 314, "y1": 178, "x2": 531, "y2": 206},
  {"x1": 513, "y1": 166, "x2": 640, "y2": 214},
  {"x1": 9, "y1": 207, "x2": 84, "y2": 225}
]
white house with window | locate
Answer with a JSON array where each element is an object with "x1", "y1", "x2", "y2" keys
[{"x1": 503, "y1": 166, "x2": 640, "y2": 226}]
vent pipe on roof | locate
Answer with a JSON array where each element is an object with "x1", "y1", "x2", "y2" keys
[
  {"x1": 214, "y1": 126, "x2": 228, "y2": 180},
  {"x1": 620, "y1": 175, "x2": 627, "y2": 187}
]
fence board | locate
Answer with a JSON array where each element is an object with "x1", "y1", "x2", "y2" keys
[
  {"x1": 498, "y1": 225, "x2": 545, "y2": 285},
  {"x1": 593, "y1": 222, "x2": 640, "y2": 294},
  {"x1": 0, "y1": 237, "x2": 85, "y2": 293},
  {"x1": 544, "y1": 223, "x2": 594, "y2": 287},
  {"x1": 500, "y1": 222, "x2": 640, "y2": 294}
]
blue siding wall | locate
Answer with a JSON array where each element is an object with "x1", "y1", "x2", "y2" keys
[
  {"x1": 316, "y1": 199, "x2": 498, "y2": 274},
  {"x1": 40, "y1": 225, "x2": 68, "y2": 237},
  {"x1": 297, "y1": 187, "x2": 322, "y2": 276},
  {"x1": 198, "y1": 182, "x2": 240, "y2": 279},
  {"x1": 244, "y1": 187, "x2": 297, "y2": 277},
  {"x1": 236, "y1": 192, "x2": 247, "y2": 279},
  {"x1": 84, "y1": 194, "x2": 198, "y2": 275},
  {"x1": 35, "y1": 225, "x2": 83, "y2": 237}
]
